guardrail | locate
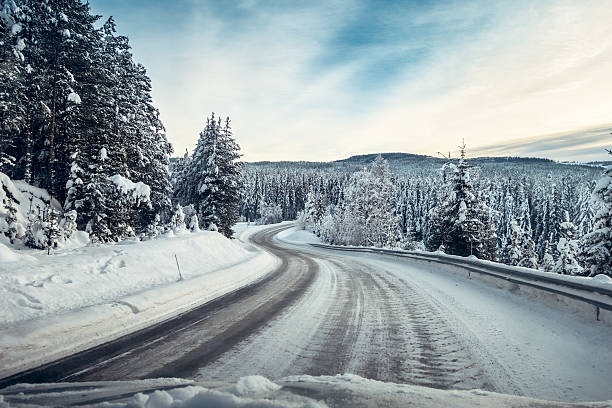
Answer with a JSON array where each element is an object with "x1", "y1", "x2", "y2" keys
[{"x1": 310, "y1": 243, "x2": 612, "y2": 321}]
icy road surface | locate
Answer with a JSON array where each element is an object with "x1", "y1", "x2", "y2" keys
[{"x1": 4, "y1": 224, "x2": 611, "y2": 403}]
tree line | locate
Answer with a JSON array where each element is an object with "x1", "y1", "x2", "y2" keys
[
  {"x1": 0, "y1": 0, "x2": 242, "y2": 247},
  {"x1": 240, "y1": 148, "x2": 611, "y2": 277}
]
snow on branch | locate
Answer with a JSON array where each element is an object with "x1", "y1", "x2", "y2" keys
[{"x1": 108, "y1": 174, "x2": 151, "y2": 202}]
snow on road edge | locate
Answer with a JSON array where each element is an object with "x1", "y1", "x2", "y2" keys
[{"x1": 3, "y1": 374, "x2": 611, "y2": 407}]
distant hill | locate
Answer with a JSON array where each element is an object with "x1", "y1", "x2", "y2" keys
[{"x1": 243, "y1": 152, "x2": 598, "y2": 173}]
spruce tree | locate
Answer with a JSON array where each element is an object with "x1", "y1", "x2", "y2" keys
[
  {"x1": 555, "y1": 211, "x2": 583, "y2": 275},
  {"x1": 185, "y1": 113, "x2": 242, "y2": 237},
  {"x1": 580, "y1": 152, "x2": 612, "y2": 277},
  {"x1": 427, "y1": 143, "x2": 498, "y2": 260},
  {"x1": 506, "y1": 220, "x2": 522, "y2": 266},
  {"x1": 540, "y1": 238, "x2": 555, "y2": 272},
  {"x1": 554, "y1": 211, "x2": 582, "y2": 275}
]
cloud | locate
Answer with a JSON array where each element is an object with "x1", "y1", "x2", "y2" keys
[
  {"x1": 90, "y1": 0, "x2": 612, "y2": 162},
  {"x1": 473, "y1": 125, "x2": 612, "y2": 161}
]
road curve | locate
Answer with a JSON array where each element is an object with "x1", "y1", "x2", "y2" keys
[
  {"x1": 2, "y1": 224, "x2": 611, "y2": 404},
  {"x1": 0, "y1": 224, "x2": 316, "y2": 386},
  {"x1": 196, "y1": 230, "x2": 496, "y2": 391},
  {"x1": 197, "y1": 225, "x2": 612, "y2": 403}
]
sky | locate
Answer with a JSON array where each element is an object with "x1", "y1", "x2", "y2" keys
[{"x1": 88, "y1": 0, "x2": 612, "y2": 162}]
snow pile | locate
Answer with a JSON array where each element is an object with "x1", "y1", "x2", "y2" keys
[
  {"x1": 229, "y1": 375, "x2": 281, "y2": 397},
  {"x1": 0, "y1": 227, "x2": 278, "y2": 378},
  {"x1": 0, "y1": 242, "x2": 25, "y2": 263},
  {"x1": 280, "y1": 374, "x2": 612, "y2": 407},
  {"x1": 110, "y1": 386, "x2": 318, "y2": 408},
  {"x1": 2, "y1": 375, "x2": 610, "y2": 407},
  {"x1": 276, "y1": 225, "x2": 322, "y2": 245}
]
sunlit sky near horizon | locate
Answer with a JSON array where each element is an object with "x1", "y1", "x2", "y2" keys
[{"x1": 89, "y1": 0, "x2": 612, "y2": 162}]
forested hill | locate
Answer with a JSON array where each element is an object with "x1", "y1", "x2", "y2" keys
[
  {"x1": 238, "y1": 150, "x2": 607, "y2": 275},
  {"x1": 242, "y1": 152, "x2": 602, "y2": 172}
]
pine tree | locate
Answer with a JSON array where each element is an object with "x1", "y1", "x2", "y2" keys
[
  {"x1": 304, "y1": 188, "x2": 325, "y2": 235},
  {"x1": 506, "y1": 220, "x2": 522, "y2": 266},
  {"x1": 170, "y1": 203, "x2": 186, "y2": 232},
  {"x1": 362, "y1": 155, "x2": 402, "y2": 247},
  {"x1": 580, "y1": 152, "x2": 612, "y2": 277},
  {"x1": 518, "y1": 229, "x2": 538, "y2": 269},
  {"x1": 555, "y1": 210, "x2": 583, "y2": 275},
  {"x1": 540, "y1": 238, "x2": 555, "y2": 272},
  {"x1": 314, "y1": 155, "x2": 402, "y2": 248},
  {"x1": 426, "y1": 143, "x2": 498, "y2": 260},
  {"x1": 184, "y1": 113, "x2": 241, "y2": 237}
]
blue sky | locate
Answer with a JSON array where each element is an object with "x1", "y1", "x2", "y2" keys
[{"x1": 89, "y1": 0, "x2": 612, "y2": 162}]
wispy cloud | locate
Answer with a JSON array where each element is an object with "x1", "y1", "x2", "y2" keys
[
  {"x1": 90, "y1": 0, "x2": 612, "y2": 162},
  {"x1": 474, "y1": 125, "x2": 612, "y2": 161}
]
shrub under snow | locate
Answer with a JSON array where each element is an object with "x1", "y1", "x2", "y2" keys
[{"x1": 0, "y1": 172, "x2": 88, "y2": 250}]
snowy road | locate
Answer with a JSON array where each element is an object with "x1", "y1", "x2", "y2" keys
[{"x1": 3, "y1": 224, "x2": 612, "y2": 403}]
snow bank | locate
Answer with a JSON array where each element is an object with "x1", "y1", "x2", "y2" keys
[
  {"x1": 3, "y1": 375, "x2": 610, "y2": 407},
  {"x1": 276, "y1": 225, "x2": 322, "y2": 245},
  {"x1": 229, "y1": 375, "x2": 281, "y2": 397},
  {"x1": 0, "y1": 229, "x2": 279, "y2": 378}
]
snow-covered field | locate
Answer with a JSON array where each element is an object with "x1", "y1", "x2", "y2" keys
[{"x1": 0, "y1": 224, "x2": 279, "y2": 378}]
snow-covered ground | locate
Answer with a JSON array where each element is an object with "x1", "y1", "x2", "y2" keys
[
  {"x1": 2, "y1": 374, "x2": 609, "y2": 407},
  {"x1": 358, "y1": 254, "x2": 612, "y2": 401},
  {"x1": 2, "y1": 223, "x2": 611, "y2": 405},
  {"x1": 0, "y1": 225, "x2": 278, "y2": 378},
  {"x1": 202, "y1": 225, "x2": 612, "y2": 403},
  {"x1": 275, "y1": 225, "x2": 323, "y2": 245}
]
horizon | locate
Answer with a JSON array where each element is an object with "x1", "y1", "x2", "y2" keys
[
  {"x1": 89, "y1": 1, "x2": 612, "y2": 163},
  {"x1": 239, "y1": 150, "x2": 609, "y2": 165}
]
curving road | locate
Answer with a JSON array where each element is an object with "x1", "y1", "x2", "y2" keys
[{"x1": 2, "y1": 224, "x2": 611, "y2": 403}]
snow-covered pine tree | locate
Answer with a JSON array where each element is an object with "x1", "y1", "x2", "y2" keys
[
  {"x1": 576, "y1": 184, "x2": 596, "y2": 238},
  {"x1": 59, "y1": 209, "x2": 77, "y2": 241},
  {"x1": 426, "y1": 143, "x2": 498, "y2": 260},
  {"x1": 499, "y1": 185, "x2": 515, "y2": 256},
  {"x1": 518, "y1": 229, "x2": 538, "y2": 269},
  {"x1": 172, "y1": 149, "x2": 191, "y2": 205},
  {"x1": 304, "y1": 188, "x2": 325, "y2": 236},
  {"x1": 0, "y1": 172, "x2": 23, "y2": 244},
  {"x1": 554, "y1": 210, "x2": 583, "y2": 275},
  {"x1": 44, "y1": 205, "x2": 61, "y2": 254},
  {"x1": 258, "y1": 201, "x2": 283, "y2": 225},
  {"x1": 27, "y1": 0, "x2": 98, "y2": 198},
  {"x1": 318, "y1": 155, "x2": 402, "y2": 248},
  {"x1": 170, "y1": 203, "x2": 186, "y2": 232},
  {"x1": 580, "y1": 153, "x2": 612, "y2": 277},
  {"x1": 506, "y1": 220, "x2": 522, "y2": 266},
  {"x1": 362, "y1": 155, "x2": 402, "y2": 247},
  {"x1": 0, "y1": 0, "x2": 26, "y2": 174},
  {"x1": 540, "y1": 239, "x2": 555, "y2": 272},
  {"x1": 184, "y1": 114, "x2": 241, "y2": 237},
  {"x1": 64, "y1": 148, "x2": 113, "y2": 242}
]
